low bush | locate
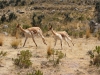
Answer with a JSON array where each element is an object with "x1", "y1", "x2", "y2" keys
[
  {"x1": 47, "y1": 46, "x2": 65, "y2": 67},
  {"x1": 27, "y1": 70, "x2": 43, "y2": 75},
  {"x1": 88, "y1": 46, "x2": 100, "y2": 67},
  {"x1": 0, "y1": 51, "x2": 7, "y2": 57},
  {"x1": 13, "y1": 50, "x2": 32, "y2": 68}
]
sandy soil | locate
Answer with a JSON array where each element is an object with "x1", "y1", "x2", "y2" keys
[{"x1": 0, "y1": 35, "x2": 100, "y2": 75}]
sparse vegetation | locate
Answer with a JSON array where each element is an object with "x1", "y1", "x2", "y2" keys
[
  {"x1": 8, "y1": 12, "x2": 17, "y2": 21},
  {"x1": 0, "y1": 51, "x2": 7, "y2": 57},
  {"x1": 97, "y1": 32, "x2": 100, "y2": 40},
  {"x1": 0, "y1": 0, "x2": 99, "y2": 75},
  {"x1": 27, "y1": 70, "x2": 43, "y2": 75},
  {"x1": 47, "y1": 46, "x2": 65, "y2": 67},
  {"x1": 47, "y1": 45, "x2": 54, "y2": 58},
  {"x1": 95, "y1": 1, "x2": 100, "y2": 23},
  {"x1": 79, "y1": 31, "x2": 85, "y2": 38},
  {"x1": 13, "y1": 50, "x2": 32, "y2": 68},
  {"x1": 0, "y1": 51, "x2": 7, "y2": 66},
  {"x1": 88, "y1": 46, "x2": 100, "y2": 67},
  {"x1": 73, "y1": 31, "x2": 79, "y2": 38}
]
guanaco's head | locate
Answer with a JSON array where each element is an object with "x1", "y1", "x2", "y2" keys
[{"x1": 48, "y1": 25, "x2": 53, "y2": 31}]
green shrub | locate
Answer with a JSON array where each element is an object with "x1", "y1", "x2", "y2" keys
[
  {"x1": 64, "y1": 13, "x2": 73, "y2": 23},
  {"x1": 47, "y1": 46, "x2": 65, "y2": 67},
  {"x1": 73, "y1": 31, "x2": 79, "y2": 38},
  {"x1": 1, "y1": 14, "x2": 6, "y2": 23},
  {"x1": 97, "y1": 32, "x2": 100, "y2": 40},
  {"x1": 8, "y1": 12, "x2": 17, "y2": 21},
  {"x1": 88, "y1": 46, "x2": 100, "y2": 67},
  {"x1": 0, "y1": 51, "x2": 7, "y2": 66},
  {"x1": 79, "y1": 31, "x2": 84, "y2": 38},
  {"x1": 53, "y1": 51, "x2": 65, "y2": 67},
  {"x1": 13, "y1": 50, "x2": 32, "y2": 68},
  {"x1": 77, "y1": 15, "x2": 85, "y2": 21},
  {"x1": 27, "y1": 70, "x2": 43, "y2": 75},
  {"x1": 0, "y1": 51, "x2": 7, "y2": 57},
  {"x1": 23, "y1": 25, "x2": 30, "y2": 29},
  {"x1": 95, "y1": 1, "x2": 100, "y2": 23}
]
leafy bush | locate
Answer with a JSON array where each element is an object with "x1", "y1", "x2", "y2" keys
[
  {"x1": 95, "y1": 1, "x2": 100, "y2": 23},
  {"x1": 47, "y1": 46, "x2": 65, "y2": 67},
  {"x1": 13, "y1": 50, "x2": 32, "y2": 68},
  {"x1": 0, "y1": 51, "x2": 7, "y2": 57},
  {"x1": 95, "y1": 1, "x2": 100, "y2": 12},
  {"x1": 73, "y1": 31, "x2": 79, "y2": 38},
  {"x1": 64, "y1": 13, "x2": 73, "y2": 23},
  {"x1": 88, "y1": 46, "x2": 100, "y2": 67},
  {"x1": 31, "y1": 13, "x2": 36, "y2": 26},
  {"x1": 8, "y1": 12, "x2": 17, "y2": 21},
  {"x1": 54, "y1": 51, "x2": 65, "y2": 67},
  {"x1": 0, "y1": 51, "x2": 7, "y2": 66},
  {"x1": 79, "y1": 31, "x2": 85, "y2": 38},
  {"x1": 21, "y1": 1, "x2": 26, "y2": 6},
  {"x1": 37, "y1": 15, "x2": 44, "y2": 26},
  {"x1": 1, "y1": 14, "x2": 6, "y2": 23},
  {"x1": 27, "y1": 70, "x2": 43, "y2": 75},
  {"x1": 77, "y1": 15, "x2": 85, "y2": 21},
  {"x1": 97, "y1": 32, "x2": 100, "y2": 40}
]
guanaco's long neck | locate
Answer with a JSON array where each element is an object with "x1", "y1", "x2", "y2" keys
[
  {"x1": 51, "y1": 29, "x2": 56, "y2": 36},
  {"x1": 19, "y1": 26, "x2": 26, "y2": 33}
]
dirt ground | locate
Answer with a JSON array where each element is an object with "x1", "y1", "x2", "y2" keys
[{"x1": 0, "y1": 35, "x2": 100, "y2": 75}]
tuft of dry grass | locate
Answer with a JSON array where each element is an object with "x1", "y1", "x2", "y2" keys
[
  {"x1": 47, "y1": 45, "x2": 53, "y2": 57},
  {"x1": 0, "y1": 36, "x2": 4, "y2": 46},
  {"x1": 11, "y1": 39, "x2": 20, "y2": 49},
  {"x1": 86, "y1": 29, "x2": 91, "y2": 39}
]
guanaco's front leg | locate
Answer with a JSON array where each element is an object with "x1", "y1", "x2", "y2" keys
[{"x1": 23, "y1": 37, "x2": 28, "y2": 47}]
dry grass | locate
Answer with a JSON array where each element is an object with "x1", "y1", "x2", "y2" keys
[
  {"x1": 0, "y1": 35, "x2": 4, "y2": 46},
  {"x1": 0, "y1": 37, "x2": 3, "y2": 46},
  {"x1": 86, "y1": 28, "x2": 91, "y2": 39},
  {"x1": 11, "y1": 39, "x2": 21, "y2": 49},
  {"x1": 47, "y1": 45, "x2": 53, "y2": 57}
]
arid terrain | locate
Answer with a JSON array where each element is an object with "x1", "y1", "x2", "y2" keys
[
  {"x1": 0, "y1": 35, "x2": 100, "y2": 75},
  {"x1": 0, "y1": 0, "x2": 100, "y2": 75}
]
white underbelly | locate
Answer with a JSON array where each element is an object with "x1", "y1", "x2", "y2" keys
[{"x1": 24, "y1": 30, "x2": 39, "y2": 38}]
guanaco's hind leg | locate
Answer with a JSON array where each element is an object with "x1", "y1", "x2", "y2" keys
[
  {"x1": 54, "y1": 38, "x2": 57, "y2": 47},
  {"x1": 60, "y1": 39, "x2": 63, "y2": 49},
  {"x1": 38, "y1": 32, "x2": 47, "y2": 45},
  {"x1": 63, "y1": 37, "x2": 70, "y2": 47},
  {"x1": 30, "y1": 31, "x2": 37, "y2": 47},
  {"x1": 66, "y1": 35, "x2": 74, "y2": 46}
]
